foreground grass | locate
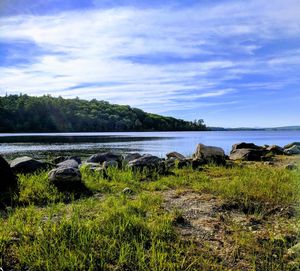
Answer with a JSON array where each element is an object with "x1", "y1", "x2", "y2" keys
[{"x1": 1, "y1": 162, "x2": 300, "y2": 270}]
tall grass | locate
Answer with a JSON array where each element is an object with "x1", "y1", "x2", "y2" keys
[{"x1": 0, "y1": 162, "x2": 299, "y2": 270}]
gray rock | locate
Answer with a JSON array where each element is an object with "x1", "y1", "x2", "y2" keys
[
  {"x1": 128, "y1": 154, "x2": 164, "y2": 173},
  {"x1": 177, "y1": 159, "x2": 191, "y2": 169},
  {"x1": 48, "y1": 167, "x2": 82, "y2": 189},
  {"x1": 284, "y1": 142, "x2": 300, "y2": 149},
  {"x1": 10, "y1": 156, "x2": 51, "y2": 174},
  {"x1": 193, "y1": 144, "x2": 225, "y2": 164},
  {"x1": 232, "y1": 142, "x2": 263, "y2": 151},
  {"x1": 284, "y1": 145, "x2": 300, "y2": 155},
  {"x1": 285, "y1": 164, "x2": 297, "y2": 170},
  {"x1": 266, "y1": 145, "x2": 284, "y2": 155},
  {"x1": 51, "y1": 156, "x2": 67, "y2": 164},
  {"x1": 229, "y1": 148, "x2": 265, "y2": 161},
  {"x1": 87, "y1": 152, "x2": 122, "y2": 165},
  {"x1": 165, "y1": 158, "x2": 176, "y2": 170},
  {"x1": 57, "y1": 159, "x2": 79, "y2": 168},
  {"x1": 52, "y1": 156, "x2": 81, "y2": 165},
  {"x1": 102, "y1": 160, "x2": 118, "y2": 169},
  {"x1": 166, "y1": 151, "x2": 185, "y2": 160},
  {"x1": 191, "y1": 158, "x2": 205, "y2": 170},
  {"x1": 124, "y1": 153, "x2": 142, "y2": 163}
]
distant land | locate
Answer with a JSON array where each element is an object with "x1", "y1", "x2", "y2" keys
[
  {"x1": 0, "y1": 94, "x2": 207, "y2": 132},
  {"x1": 209, "y1": 126, "x2": 300, "y2": 131}
]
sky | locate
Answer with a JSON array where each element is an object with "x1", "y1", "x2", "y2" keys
[{"x1": 0, "y1": 0, "x2": 300, "y2": 128}]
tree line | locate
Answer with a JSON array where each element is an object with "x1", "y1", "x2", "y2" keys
[{"x1": 0, "y1": 94, "x2": 207, "y2": 132}]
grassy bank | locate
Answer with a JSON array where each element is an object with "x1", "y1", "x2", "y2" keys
[{"x1": 1, "y1": 160, "x2": 300, "y2": 270}]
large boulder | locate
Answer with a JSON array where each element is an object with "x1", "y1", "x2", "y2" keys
[
  {"x1": 0, "y1": 155, "x2": 18, "y2": 201},
  {"x1": 232, "y1": 142, "x2": 262, "y2": 151},
  {"x1": 284, "y1": 142, "x2": 300, "y2": 149},
  {"x1": 284, "y1": 145, "x2": 300, "y2": 155},
  {"x1": 193, "y1": 144, "x2": 225, "y2": 165},
  {"x1": 229, "y1": 148, "x2": 265, "y2": 161},
  {"x1": 128, "y1": 154, "x2": 165, "y2": 173},
  {"x1": 87, "y1": 152, "x2": 122, "y2": 166},
  {"x1": 10, "y1": 156, "x2": 52, "y2": 174},
  {"x1": 48, "y1": 167, "x2": 82, "y2": 190},
  {"x1": 166, "y1": 151, "x2": 185, "y2": 161},
  {"x1": 265, "y1": 145, "x2": 284, "y2": 155},
  {"x1": 57, "y1": 159, "x2": 79, "y2": 169},
  {"x1": 124, "y1": 153, "x2": 142, "y2": 163}
]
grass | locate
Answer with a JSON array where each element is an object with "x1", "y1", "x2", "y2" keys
[{"x1": 0, "y1": 161, "x2": 300, "y2": 270}]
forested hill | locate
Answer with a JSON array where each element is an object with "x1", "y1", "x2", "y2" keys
[{"x1": 0, "y1": 95, "x2": 207, "y2": 132}]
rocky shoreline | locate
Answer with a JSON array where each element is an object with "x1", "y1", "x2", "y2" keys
[{"x1": 1, "y1": 141, "x2": 300, "y2": 205}]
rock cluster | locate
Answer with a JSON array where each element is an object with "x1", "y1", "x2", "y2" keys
[
  {"x1": 1, "y1": 140, "x2": 298, "y2": 200},
  {"x1": 229, "y1": 142, "x2": 294, "y2": 161}
]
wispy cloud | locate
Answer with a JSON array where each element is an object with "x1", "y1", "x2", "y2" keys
[{"x1": 0, "y1": 0, "x2": 300, "y2": 126}]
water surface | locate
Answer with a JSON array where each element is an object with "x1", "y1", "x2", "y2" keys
[{"x1": 0, "y1": 131, "x2": 299, "y2": 159}]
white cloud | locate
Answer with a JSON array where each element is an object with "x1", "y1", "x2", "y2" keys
[{"x1": 0, "y1": 0, "x2": 300, "y2": 119}]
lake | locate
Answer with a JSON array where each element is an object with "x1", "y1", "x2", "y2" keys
[{"x1": 0, "y1": 131, "x2": 299, "y2": 159}]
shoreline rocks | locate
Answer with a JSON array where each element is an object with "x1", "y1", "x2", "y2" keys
[
  {"x1": 193, "y1": 144, "x2": 226, "y2": 165},
  {"x1": 10, "y1": 156, "x2": 53, "y2": 174},
  {"x1": 48, "y1": 167, "x2": 82, "y2": 190}
]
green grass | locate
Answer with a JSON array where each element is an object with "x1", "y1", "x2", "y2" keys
[{"x1": 0, "y1": 162, "x2": 300, "y2": 270}]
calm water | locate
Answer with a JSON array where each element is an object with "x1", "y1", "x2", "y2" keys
[{"x1": 0, "y1": 131, "x2": 299, "y2": 159}]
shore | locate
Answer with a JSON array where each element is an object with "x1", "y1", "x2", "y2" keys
[{"x1": 0, "y1": 143, "x2": 300, "y2": 270}]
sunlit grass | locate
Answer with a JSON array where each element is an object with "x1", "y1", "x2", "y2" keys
[{"x1": 0, "y1": 162, "x2": 299, "y2": 270}]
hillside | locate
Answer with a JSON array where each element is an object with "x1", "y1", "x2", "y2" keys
[{"x1": 0, "y1": 95, "x2": 207, "y2": 132}]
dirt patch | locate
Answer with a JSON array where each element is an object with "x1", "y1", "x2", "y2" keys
[
  {"x1": 163, "y1": 190, "x2": 224, "y2": 242},
  {"x1": 162, "y1": 189, "x2": 298, "y2": 270}
]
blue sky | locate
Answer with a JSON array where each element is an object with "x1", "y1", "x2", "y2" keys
[{"x1": 0, "y1": 0, "x2": 300, "y2": 127}]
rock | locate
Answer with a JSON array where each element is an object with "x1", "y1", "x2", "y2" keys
[
  {"x1": 68, "y1": 156, "x2": 81, "y2": 164},
  {"x1": 285, "y1": 164, "x2": 297, "y2": 170},
  {"x1": 177, "y1": 159, "x2": 191, "y2": 169},
  {"x1": 165, "y1": 158, "x2": 176, "y2": 170},
  {"x1": 232, "y1": 142, "x2": 263, "y2": 151},
  {"x1": 0, "y1": 155, "x2": 18, "y2": 202},
  {"x1": 191, "y1": 158, "x2": 205, "y2": 170},
  {"x1": 102, "y1": 160, "x2": 118, "y2": 169},
  {"x1": 264, "y1": 161, "x2": 275, "y2": 166},
  {"x1": 51, "y1": 156, "x2": 67, "y2": 164},
  {"x1": 284, "y1": 142, "x2": 300, "y2": 149},
  {"x1": 51, "y1": 156, "x2": 81, "y2": 165},
  {"x1": 166, "y1": 151, "x2": 185, "y2": 160},
  {"x1": 57, "y1": 159, "x2": 79, "y2": 168},
  {"x1": 193, "y1": 144, "x2": 225, "y2": 165},
  {"x1": 10, "y1": 156, "x2": 52, "y2": 174},
  {"x1": 266, "y1": 145, "x2": 284, "y2": 155},
  {"x1": 124, "y1": 153, "x2": 142, "y2": 163},
  {"x1": 128, "y1": 154, "x2": 165, "y2": 173},
  {"x1": 122, "y1": 187, "x2": 133, "y2": 194},
  {"x1": 48, "y1": 167, "x2": 82, "y2": 190},
  {"x1": 87, "y1": 152, "x2": 122, "y2": 165},
  {"x1": 229, "y1": 148, "x2": 265, "y2": 161},
  {"x1": 284, "y1": 145, "x2": 300, "y2": 155}
]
